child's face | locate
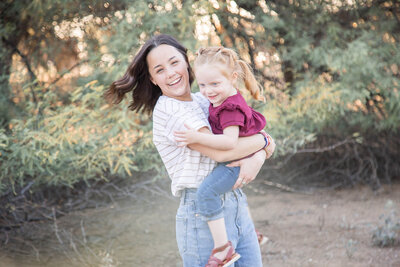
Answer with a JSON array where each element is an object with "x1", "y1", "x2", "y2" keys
[{"x1": 195, "y1": 64, "x2": 237, "y2": 107}]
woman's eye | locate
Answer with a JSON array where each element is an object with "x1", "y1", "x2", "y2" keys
[
  {"x1": 156, "y1": 68, "x2": 164, "y2": 74},
  {"x1": 172, "y1": 61, "x2": 178, "y2": 65}
]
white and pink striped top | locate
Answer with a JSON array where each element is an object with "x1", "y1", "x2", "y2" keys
[{"x1": 152, "y1": 92, "x2": 216, "y2": 197}]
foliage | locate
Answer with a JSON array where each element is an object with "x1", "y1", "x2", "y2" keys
[
  {"x1": 0, "y1": 0, "x2": 202, "y2": 200},
  {"x1": 242, "y1": 0, "x2": 400, "y2": 150},
  {"x1": 203, "y1": 0, "x2": 400, "y2": 187},
  {"x1": 372, "y1": 200, "x2": 400, "y2": 247},
  {"x1": 0, "y1": 0, "x2": 130, "y2": 127},
  {"x1": 0, "y1": 81, "x2": 159, "y2": 196},
  {"x1": 0, "y1": 0, "x2": 399, "y2": 207},
  {"x1": 85, "y1": 0, "x2": 201, "y2": 87}
]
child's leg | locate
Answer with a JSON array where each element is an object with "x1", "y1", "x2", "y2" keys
[
  {"x1": 196, "y1": 164, "x2": 240, "y2": 261},
  {"x1": 197, "y1": 163, "x2": 240, "y2": 220},
  {"x1": 207, "y1": 218, "x2": 228, "y2": 248}
]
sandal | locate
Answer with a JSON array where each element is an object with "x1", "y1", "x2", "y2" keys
[
  {"x1": 205, "y1": 241, "x2": 240, "y2": 267},
  {"x1": 256, "y1": 229, "x2": 268, "y2": 246}
]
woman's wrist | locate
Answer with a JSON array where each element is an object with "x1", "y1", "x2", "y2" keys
[
  {"x1": 259, "y1": 131, "x2": 270, "y2": 149},
  {"x1": 259, "y1": 131, "x2": 275, "y2": 159}
]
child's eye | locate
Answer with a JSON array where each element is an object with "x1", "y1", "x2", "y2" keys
[
  {"x1": 198, "y1": 84, "x2": 205, "y2": 88},
  {"x1": 211, "y1": 82, "x2": 219, "y2": 86}
]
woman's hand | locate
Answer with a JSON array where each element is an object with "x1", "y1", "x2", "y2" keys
[{"x1": 227, "y1": 149, "x2": 266, "y2": 189}]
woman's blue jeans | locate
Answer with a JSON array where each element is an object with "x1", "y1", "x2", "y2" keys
[{"x1": 176, "y1": 187, "x2": 263, "y2": 267}]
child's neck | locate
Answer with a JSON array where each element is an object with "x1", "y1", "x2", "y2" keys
[{"x1": 212, "y1": 88, "x2": 238, "y2": 107}]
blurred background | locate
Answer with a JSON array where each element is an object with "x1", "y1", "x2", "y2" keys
[{"x1": 0, "y1": 0, "x2": 399, "y2": 266}]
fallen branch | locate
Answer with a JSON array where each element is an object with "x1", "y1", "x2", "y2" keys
[{"x1": 261, "y1": 180, "x2": 299, "y2": 193}]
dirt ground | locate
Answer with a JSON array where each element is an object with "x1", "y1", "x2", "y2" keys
[{"x1": 0, "y1": 182, "x2": 399, "y2": 267}]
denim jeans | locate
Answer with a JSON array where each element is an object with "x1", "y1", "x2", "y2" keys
[
  {"x1": 196, "y1": 163, "x2": 240, "y2": 220},
  {"x1": 176, "y1": 188, "x2": 263, "y2": 267}
]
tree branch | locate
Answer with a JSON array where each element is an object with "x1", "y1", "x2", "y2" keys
[
  {"x1": 45, "y1": 59, "x2": 89, "y2": 90},
  {"x1": 2, "y1": 37, "x2": 39, "y2": 105}
]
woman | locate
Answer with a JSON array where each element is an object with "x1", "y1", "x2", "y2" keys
[{"x1": 105, "y1": 34, "x2": 272, "y2": 267}]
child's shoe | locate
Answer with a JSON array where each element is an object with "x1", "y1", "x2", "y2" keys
[
  {"x1": 205, "y1": 241, "x2": 240, "y2": 267},
  {"x1": 256, "y1": 229, "x2": 268, "y2": 246}
]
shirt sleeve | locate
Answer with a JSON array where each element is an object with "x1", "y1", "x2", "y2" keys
[{"x1": 218, "y1": 109, "x2": 245, "y2": 130}]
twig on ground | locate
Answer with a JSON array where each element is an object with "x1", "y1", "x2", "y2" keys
[
  {"x1": 53, "y1": 207, "x2": 63, "y2": 245},
  {"x1": 261, "y1": 180, "x2": 312, "y2": 194}
]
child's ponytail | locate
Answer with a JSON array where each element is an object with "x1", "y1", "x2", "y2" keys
[{"x1": 237, "y1": 60, "x2": 265, "y2": 102}]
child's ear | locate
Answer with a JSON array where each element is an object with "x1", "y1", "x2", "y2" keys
[{"x1": 232, "y1": 72, "x2": 239, "y2": 83}]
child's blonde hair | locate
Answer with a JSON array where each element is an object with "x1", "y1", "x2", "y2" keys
[{"x1": 194, "y1": 47, "x2": 265, "y2": 102}]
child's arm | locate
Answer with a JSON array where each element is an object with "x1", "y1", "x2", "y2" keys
[
  {"x1": 189, "y1": 127, "x2": 266, "y2": 162},
  {"x1": 174, "y1": 125, "x2": 239, "y2": 150}
]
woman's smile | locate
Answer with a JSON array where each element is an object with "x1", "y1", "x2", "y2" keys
[{"x1": 168, "y1": 76, "x2": 182, "y2": 86}]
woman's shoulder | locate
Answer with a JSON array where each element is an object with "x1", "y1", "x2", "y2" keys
[
  {"x1": 154, "y1": 95, "x2": 185, "y2": 115},
  {"x1": 190, "y1": 93, "x2": 210, "y2": 119},
  {"x1": 192, "y1": 92, "x2": 208, "y2": 104},
  {"x1": 154, "y1": 94, "x2": 208, "y2": 120}
]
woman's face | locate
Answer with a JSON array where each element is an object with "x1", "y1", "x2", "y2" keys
[{"x1": 147, "y1": 44, "x2": 192, "y2": 101}]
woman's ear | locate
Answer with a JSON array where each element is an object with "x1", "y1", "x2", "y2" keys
[{"x1": 150, "y1": 76, "x2": 157, "y2": 86}]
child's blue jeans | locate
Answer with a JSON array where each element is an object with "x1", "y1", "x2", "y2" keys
[{"x1": 196, "y1": 163, "x2": 240, "y2": 221}]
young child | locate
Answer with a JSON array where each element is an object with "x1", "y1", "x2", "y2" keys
[{"x1": 174, "y1": 47, "x2": 273, "y2": 267}]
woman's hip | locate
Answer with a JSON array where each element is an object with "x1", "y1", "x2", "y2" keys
[
  {"x1": 176, "y1": 188, "x2": 259, "y2": 266},
  {"x1": 179, "y1": 188, "x2": 247, "y2": 213}
]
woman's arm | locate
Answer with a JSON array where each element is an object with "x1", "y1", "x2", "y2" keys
[
  {"x1": 174, "y1": 125, "x2": 239, "y2": 150},
  {"x1": 189, "y1": 127, "x2": 275, "y2": 188},
  {"x1": 188, "y1": 127, "x2": 265, "y2": 162}
]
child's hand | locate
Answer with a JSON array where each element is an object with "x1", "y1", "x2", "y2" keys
[{"x1": 174, "y1": 124, "x2": 200, "y2": 146}]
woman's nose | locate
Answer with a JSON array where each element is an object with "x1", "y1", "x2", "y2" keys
[{"x1": 166, "y1": 67, "x2": 175, "y2": 77}]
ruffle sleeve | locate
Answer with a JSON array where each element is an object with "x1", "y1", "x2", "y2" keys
[{"x1": 215, "y1": 102, "x2": 246, "y2": 130}]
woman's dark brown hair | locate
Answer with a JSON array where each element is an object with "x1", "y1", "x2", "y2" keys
[{"x1": 104, "y1": 34, "x2": 195, "y2": 114}]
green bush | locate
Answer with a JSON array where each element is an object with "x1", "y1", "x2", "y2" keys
[
  {"x1": 0, "y1": 82, "x2": 159, "y2": 196},
  {"x1": 1, "y1": 0, "x2": 399, "y2": 198}
]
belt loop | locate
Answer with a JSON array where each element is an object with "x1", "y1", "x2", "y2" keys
[
  {"x1": 181, "y1": 189, "x2": 186, "y2": 205},
  {"x1": 233, "y1": 188, "x2": 243, "y2": 197}
]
